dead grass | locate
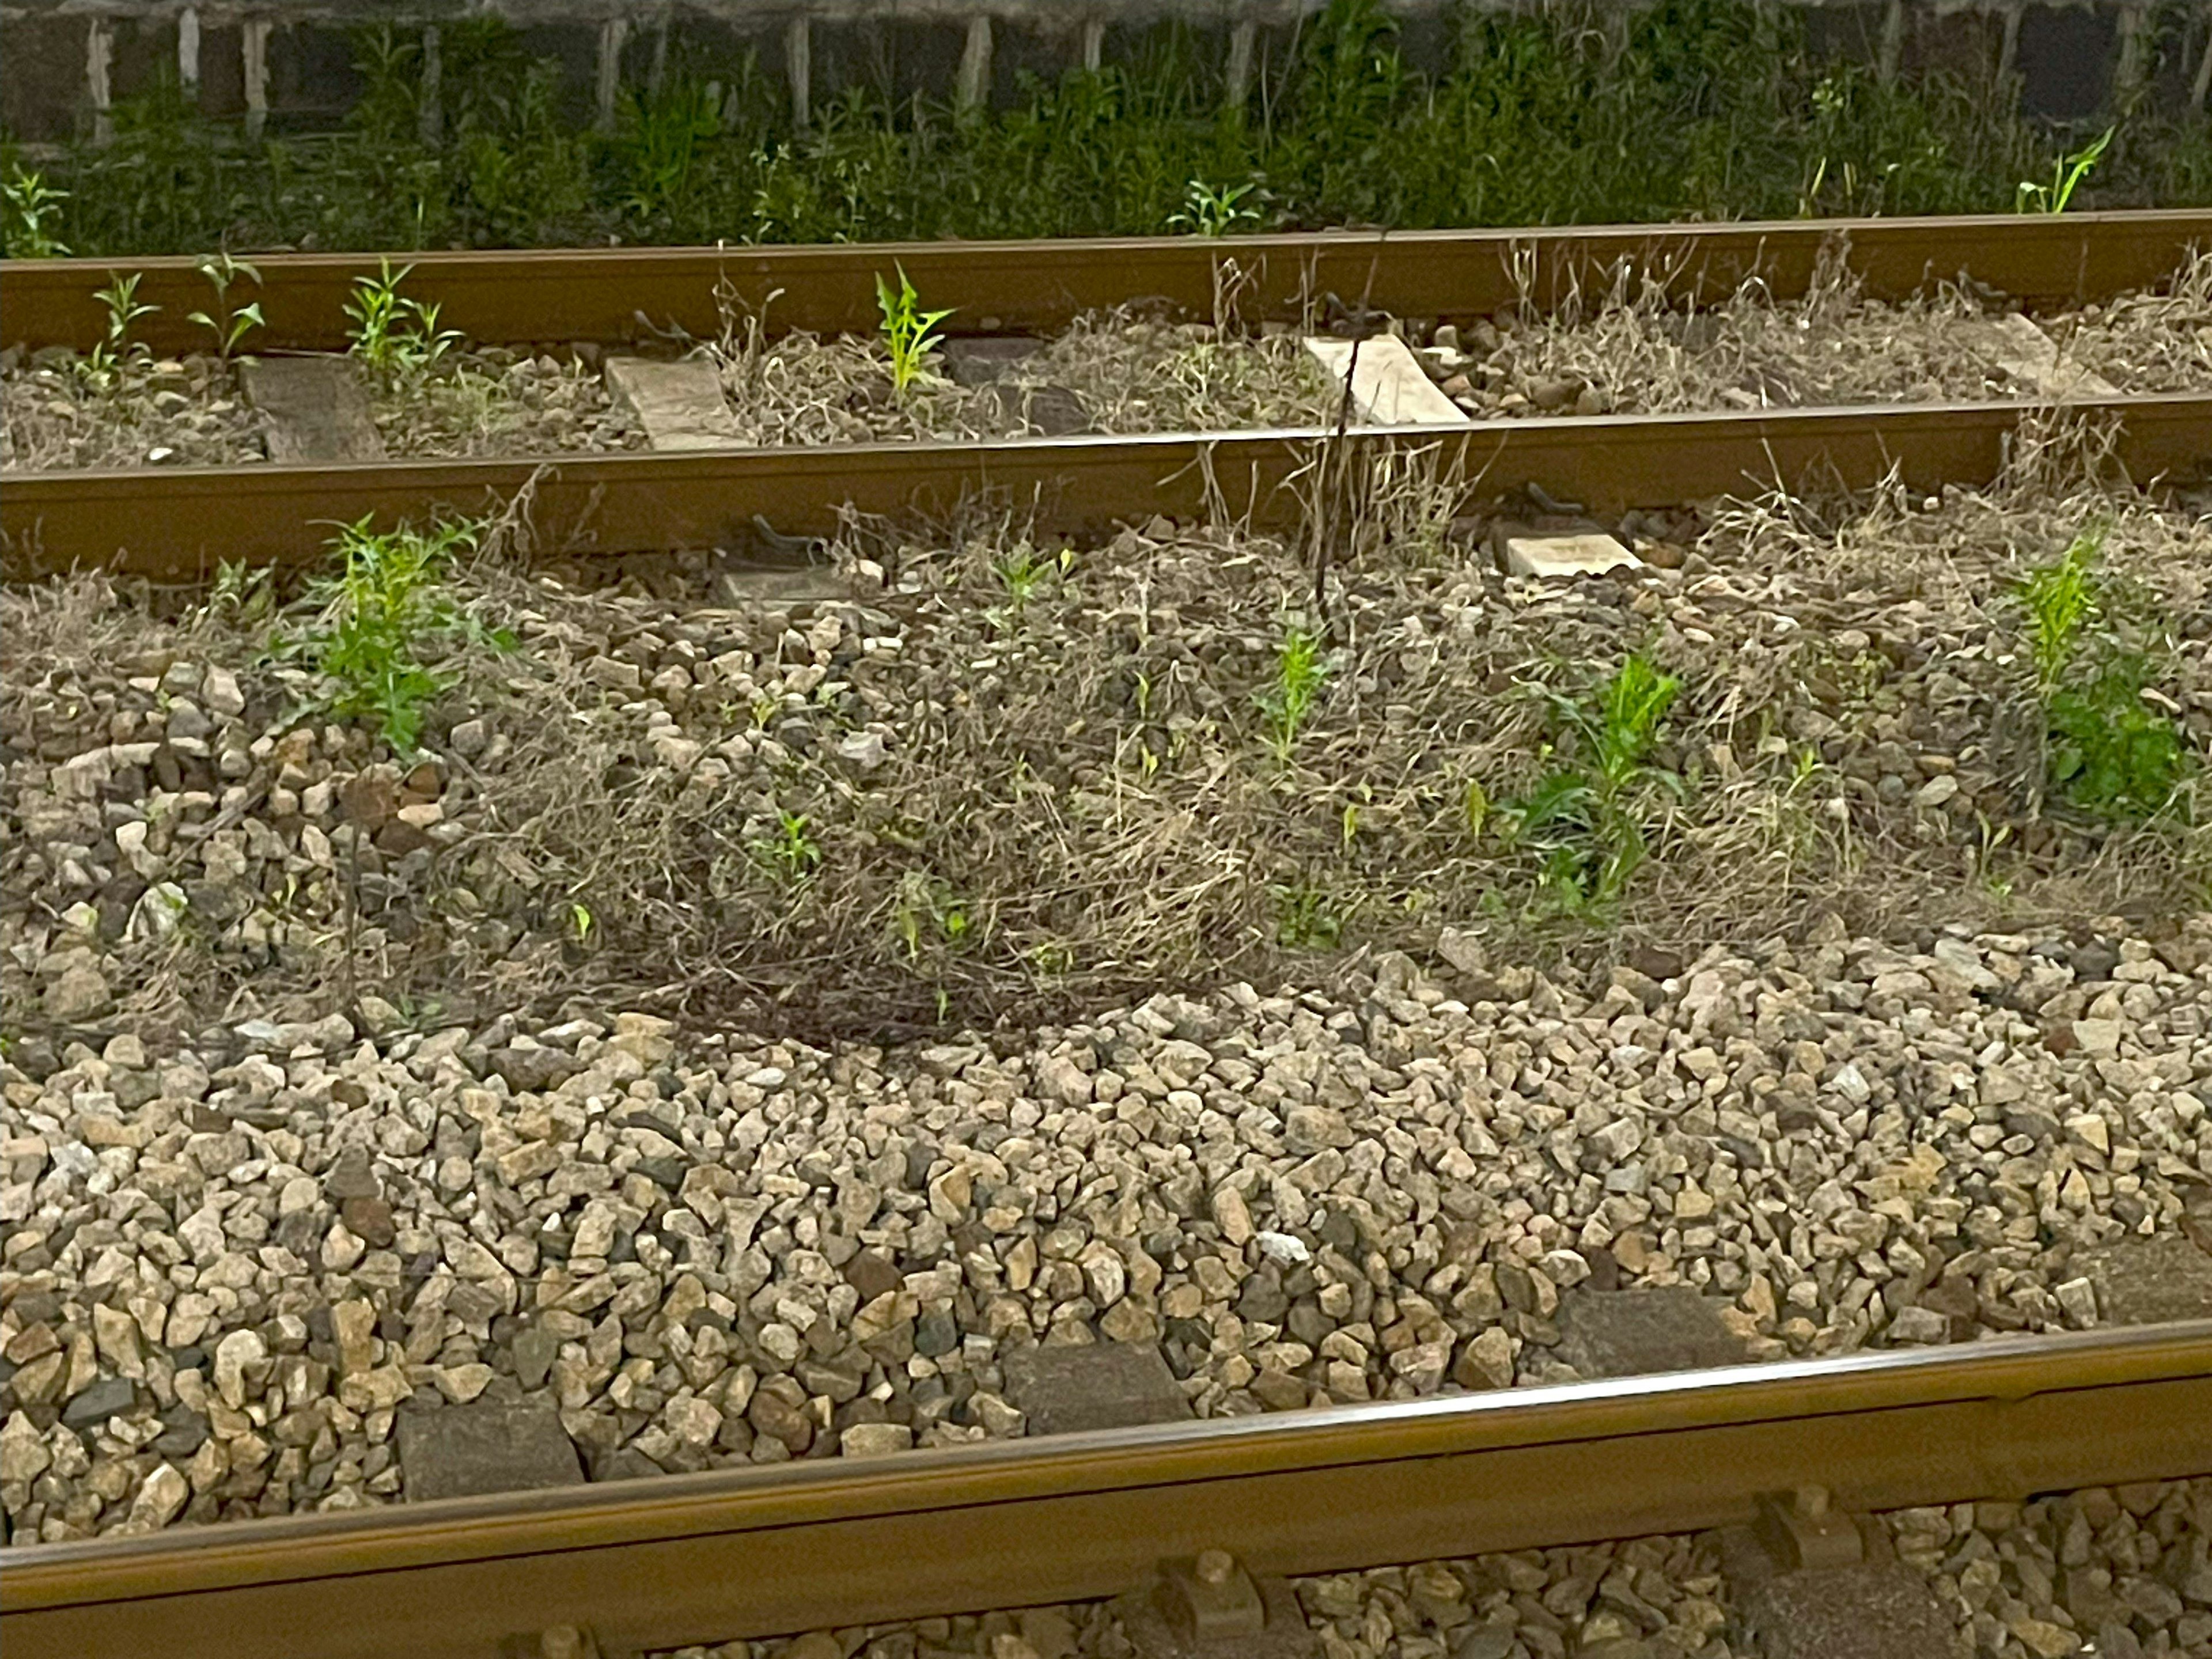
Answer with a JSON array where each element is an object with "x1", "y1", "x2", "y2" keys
[
  {"x1": 1490, "y1": 243, "x2": 2006, "y2": 415},
  {"x1": 6, "y1": 415, "x2": 2205, "y2": 1047},
  {"x1": 2063, "y1": 248, "x2": 2212, "y2": 394},
  {"x1": 705, "y1": 298, "x2": 1330, "y2": 448}
]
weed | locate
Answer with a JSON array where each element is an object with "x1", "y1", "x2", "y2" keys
[
  {"x1": 1273, "y1": 882, "x2": 1347, "y2": 949},
  {"x1": 874, "y1": 264, "x2": 953, "y2": 395},
  {"x1": 188, "y1": 252, "x2": 265, "y2": 362},
  {"x1": 2017, "y1": 126, "x2": 2113, "y2": 214},
  {"x1": 200, "y1": 558, "x2": 276, "y2": 627},
  {"x1": 2, "y1": 164, "x2": 70, "y2": 257},
  {"x1": 2018, "y1": 523, "x2": 2100, "y2": 696},
  {"x1": 1255, "y1": 624, "x2": 1330, "y2": 765},
  {"x1": 281, "y1": 516, "x2": 491, "y2": 755},
  {"x1": 892, "y1": 870, "x2": 974, "y2": 961},
  {"x1": 1168, "y1": 178, "x2": 1261, "y2": 236},
  {"x1": 82, "y1": 272, "x2": 158, "y2": 394},
  {"x1": 753, "y1": 811, "x2": 824, "y2": 884},
  {"x1": 344, "y1": 258, "x2": 462, "y2": 387},
  {"x1": 2016, "y1": 525, "x2": 2191, "y2": 819},
  {"x1": 1503, "y1": 654, "x2": 1685, "y2": 911}
]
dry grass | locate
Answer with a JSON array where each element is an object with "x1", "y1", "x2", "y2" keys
[
  {"x1": 705, "y1": 297, "x2": 1330, "y2": 448},
  {"x1": 2064, "y1": 248, "x2": 2212, "y2": 394},
  {"x1": 1487, "y1": 243, "x2": 2006, "y2": 415},
  {"x1": 6, "y1": 415, "x2": 2205, "y2": 1047},
  {"x1": 461, "y1": 437, "x2": 2210, "y2": 1039}
]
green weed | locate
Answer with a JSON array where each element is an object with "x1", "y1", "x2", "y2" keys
[
  {"x1": 754, "y1": 811, "x2": 824, "y2": 885},
  {"x1": 892, "y1": 870, "x2": 974, "y2": 961},
  {"x1": 188, "y1": 252, "x2": 264, "y2": 362},
  {"x1": 344, "y1": 258, "x2": 462, "y2": 387},
  {"x1": 1273, "y1": 882, "x2": 1347, "y2": 949},
  {"x1": 282, "y1": 516, "x2": 493, "y2": 755},
  {"x1": 2017, "y1": 126, "x2": 2113, "y2": 214},
  {"x1": 875, "y1": 264, "x2": 953, "y2": 395},
  {"x1": 2, "y1": 164, "x2": 69, "y2": 257},
  {"x1": 1503, "y1": 654, "x2": 1684, "y2": 911},
  {"x1": 1168, "y1": 178, "x2": 1260, "y2": 235},
  {"x1": 2016, "y1": 526, "x2": 2190, "y2": 819},
  {"x1": 82, "y1": 272, "x2": 157, "y2": 394},
  {"x1": 1255, "y1": 625, "x2": 1330, "y2": 765}
]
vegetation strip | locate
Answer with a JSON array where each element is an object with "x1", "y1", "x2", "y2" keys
[
  {"x1": 9, "y1": 395, "x2": 2212, "y2": 581},
  {"x1": 6, "y1": 213, "x2": 2212, "y2": 358}
]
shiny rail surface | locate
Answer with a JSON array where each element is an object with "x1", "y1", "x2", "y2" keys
[
  {"x1": 3, "y1": 213, "x2": 2209, "y2": 355},
  {"x1": 5, "y1": 1323, "x2": 2212, "y2": 1659},
  {"x1": 6, "y1": 393, "x2": 2211, "y2": 582}
]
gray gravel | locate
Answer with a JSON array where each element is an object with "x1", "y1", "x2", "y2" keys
[{"x1": 3, "y1": 919, "x2": 2209, "y2": 1540}]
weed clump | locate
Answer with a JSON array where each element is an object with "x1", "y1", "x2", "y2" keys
[
  {"x1": 1502, "y1": 655, "x2": 1685, "y2": 912},
  {"x1": 2017, "y1": 525, "x2": 2192, "y2": 820},
  {"x1": 279, "y1": 516, "x2": 502, "y2": 755}
]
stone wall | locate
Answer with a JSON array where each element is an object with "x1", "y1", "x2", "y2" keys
[{"x1": 2, "y1": 0, "x2": 2206, "y2": 145}]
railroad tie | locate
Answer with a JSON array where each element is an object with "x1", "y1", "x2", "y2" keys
[
  {"x1": 1302, "y1": 335, "x2": 1469, "y2": 427},
  {"x1": 601, "y1": 355, "x2": 742, "y2": 450},
  {"x1": 237, "y1": 356, "x2": 385, "y2": 463}
]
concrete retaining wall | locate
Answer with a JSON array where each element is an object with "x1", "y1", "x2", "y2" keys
[{"x1": 3, "y1": 0, "x2": 2207, "y2": 145}]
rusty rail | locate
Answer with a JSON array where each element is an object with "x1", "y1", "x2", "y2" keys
[
  {"x1": 7, "y1": 394, "x2": 2211, "y2": 582},
  {"x1": 3, "y1": 212, "x2": 2209, "y2": 355},
  {"x1": 4, "y1": 1322, "x2": 2211, "y2": 1659}
]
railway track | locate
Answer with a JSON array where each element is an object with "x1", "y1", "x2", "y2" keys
[
  {"x1": 6, "y1": 213, "x2": 2212, "y2": 1659},
  {"x1": 5, "y1": 211, "x2": 2211, "y2": 578},
  {"x1": 5, "y1": 1323, "x2": 2210, "y2": 1659}
]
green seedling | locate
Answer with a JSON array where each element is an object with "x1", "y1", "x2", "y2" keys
[
  {"x1": 345, "y1": 257, "x2": 463, "y2": 385},
  {"x1": 1254, "y1": 625, "x2": 1330, "y2": 765},
  {"x1": 753, "y1": 811, "x2": 822, "y2": 885},
  {"x1": 1503, "y1": 654, "x2": 1684, "y2": 912},
  {"x1": 84, "y1": 271, "x2": 158, "y2": 393},
  {"x1": 1272, "y1": 882, "x2": 1346, "y2": 950},
  {"x1": 874, "y1": 264, "x2": 953, "y2": 395},
  {"x1": 3, "y1": 164, "x2": 70, "y2": 259},
  {"x1": 2017, "y1": 126, "x2": 2113, "y2": 214},
  {"x1": 1168, "y1": 179, "x2": 1262, "y2": 236},
  {"x1": 282, "y1": 514, "x2": 489, "y2": 755},
  {"x1": 188, "y1": 252, "x2": 265, "y2": 361}
]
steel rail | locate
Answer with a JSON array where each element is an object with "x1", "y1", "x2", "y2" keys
[
  {"x1": 3, "y1": 212, "x2": 2209, "y2": 355},
  {"x1": 5, "y1": 1322, "x2": 2212, "y2": 1659},
  {"x1": 7, "y1": 393, "x2": 2211, "y2": 582}
]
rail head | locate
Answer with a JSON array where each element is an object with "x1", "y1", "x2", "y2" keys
[
  {"x1": 3, "y1": 210, "x2": 2207, "y2": 353},
  {"x1": 5, "y1": 1320, "x2": 2211, "y2": 1659}
]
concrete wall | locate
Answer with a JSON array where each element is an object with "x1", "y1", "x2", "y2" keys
[{"x1": 3, "y1": 0, "x2": 2207, "y2": 145}]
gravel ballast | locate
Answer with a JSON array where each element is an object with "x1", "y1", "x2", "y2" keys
[{"x1": 3, "y1": 457, "x2": 2209, "y2": 1544}]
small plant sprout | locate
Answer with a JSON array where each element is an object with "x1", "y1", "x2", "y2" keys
[
  {"x1": 1255, "y1": 624, "x2": 1330, "y2": 765},
  {"x1": 569, "y1": 902, "x2": 595, "y2": 944},
  {"x1": 754, "y1": 811, "x2": 823, "y2": 885},
  {"x1": 2019, "y1": 524, "x2": 2100, "y2": 698},
  {"x1": 345, "y1": 258, "x2": 463, "y2": 386},
  {"x1": 282, "y1": 515, "x2": 491, "y2": 756},
  {"x1": 2016, "y1": 525, "x2": 2191, "y2": 819},
  {"x1": 1168, "y1": 179, "x2": 1262, "y2": 236},
  {"x1": 84, "y1": 271, "x2": 158, "y2": 393},
  {"x1": 874, "y1": 264, "x2": 954, "y2": 394},
  {"x1": 1505, "y1": 654, "x2": 1685, "y2": 912},
  {"x1": 2017, "y1": 126, "x2": 2113, "y2": 214},
  {"x1": 188, "y1": 252, "x2": 266, "y2": 362},
  {"x1": 3, "y1": 164, "x2": 70, "y2": 258}
]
